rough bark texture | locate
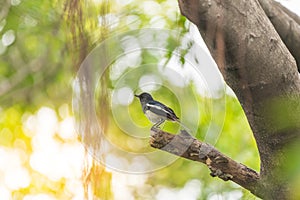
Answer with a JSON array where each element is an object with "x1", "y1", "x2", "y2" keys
[
  {"x1": 149, "y1": 0, "x2": 300, "y2": 199},
  {"x1": 150, "y1": 128, "x2": 263, "y2": 198},
  {"x1": 258, "y1": 0, "x2": 300, "y2": 71}
]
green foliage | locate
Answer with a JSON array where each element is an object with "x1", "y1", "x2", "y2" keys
[
  {"x1": 0, "y1": 105, "x2": 29, "y2": 148},
  {"x1": 0, "y1": 0, "x2": 71, "y2": 108}
]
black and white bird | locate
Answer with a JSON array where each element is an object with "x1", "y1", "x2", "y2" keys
[{"x1": 135, "y1": 92, "x2": 180, "y2": 128}]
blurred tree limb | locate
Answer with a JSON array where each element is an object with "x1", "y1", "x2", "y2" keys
[
  {"x1": 0, "y1": 0, "x2": 10, "y2": 21},
  {"x1": 64, "y1": 0, "x2": 112, "y2": 199}
]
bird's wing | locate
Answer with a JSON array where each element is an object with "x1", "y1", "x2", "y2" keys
[{"x1": 146, "y1": 100, "x2": 179, "y2": 121}]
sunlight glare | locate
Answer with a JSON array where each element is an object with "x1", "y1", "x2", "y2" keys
[
  {"x1": 24, "y1": 194, "x2": 56, "y2": 200},
  {"x1": 5, "y1": 167, "x2": 30, "y2": 190},
  {"x1": 58, "y1": 117, "x2": 76, "y2": 140},
  {"x1": 138, "y1": 74, "x2": 162, "y2": 92},
  {"x1": 0, "y1": 186, "x2": 11, "y2": 200},
  {"x1": 36, "y1": 107, "x2": 57, "y2": 137},
  {"x1": 2, "y1": 30, "x2": 15, "y2": 46}
]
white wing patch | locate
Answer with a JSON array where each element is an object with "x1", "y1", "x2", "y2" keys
[{"x1": 146, "y1": 103, "x2": 170, "y2": 114}]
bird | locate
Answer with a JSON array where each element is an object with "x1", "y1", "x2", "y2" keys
[{"x1": 135, "y1": 92, "x2": 180, "y2": 128}]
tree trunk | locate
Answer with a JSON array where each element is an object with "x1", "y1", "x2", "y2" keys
[{"x1": 163, "y1": 0, "x2": 300, "y2": 198}]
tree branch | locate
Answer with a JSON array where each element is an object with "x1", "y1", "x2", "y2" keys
[
  {"x1": 274, "y1": 1, "x2": 300, "y2": 25},
  {"x1": 258, "y1": 0, "x2": 300, "y2": 71},
  {"x1": 149, "y1": 127, "x2": 263, "y2": 198}
]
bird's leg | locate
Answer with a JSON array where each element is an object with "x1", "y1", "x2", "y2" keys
[{"x1": 153, "y1": 119, "x2": 165, "y2": 129}]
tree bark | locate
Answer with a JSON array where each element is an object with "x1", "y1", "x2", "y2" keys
[
  {"x1": 156, "y1": 0, "x2": 300, "y2": 198},
  {"x1": 258, "y1": 0, "x2": 300, "y2": 71},
  {"x1": 150, "y1": 128, "x2": 263, "y2": 198}
]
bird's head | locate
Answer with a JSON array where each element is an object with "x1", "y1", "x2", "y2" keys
[{"x1": 134, "y1": 92, "x2": 153, "y2": 103}]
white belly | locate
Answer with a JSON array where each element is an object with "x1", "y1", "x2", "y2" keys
[{"x1": 145, "y1": 110, "x2": 166, "y2": 124}]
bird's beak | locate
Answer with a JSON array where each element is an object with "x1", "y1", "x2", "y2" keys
[{"x1": 134, "y1": 94, "x2": 140, "y2": 98}]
